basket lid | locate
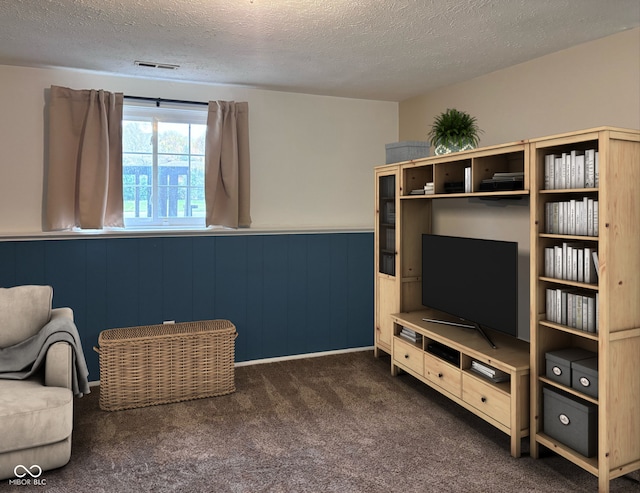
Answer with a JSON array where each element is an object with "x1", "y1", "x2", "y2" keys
[{"x1": 98, "y1": 319, "x2": 236, "y2": 344}]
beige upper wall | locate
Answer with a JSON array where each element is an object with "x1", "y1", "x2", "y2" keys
[
  {"x1": 399, "y1": 28, "x2": 640, "y2": 146},
  {"x1": 0, "y1": 65, "x2": 398, "y2": 235},
  {"x1": 398, "y1": 28, "x2": 640, "y2": 341}
]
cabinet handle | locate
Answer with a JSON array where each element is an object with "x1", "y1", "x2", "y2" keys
[{"x1": 481, "y1": 397, "x2": 487, "y2": 403}]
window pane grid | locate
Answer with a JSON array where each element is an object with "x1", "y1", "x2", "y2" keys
[{"x1": 123, "y1": 113, "x2": 206, "y2": 226}]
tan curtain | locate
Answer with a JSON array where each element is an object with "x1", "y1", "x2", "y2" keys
[
  {"x1": 45, "y1": 85, "x2": 123, "y2": 230},
  {"x1": 205, "y1": 101, "x2": 251, "y2": 228}
]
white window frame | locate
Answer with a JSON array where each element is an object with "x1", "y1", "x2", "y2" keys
[{"x1": 122, "y1": 103, "x2": 208, "y2": 229}]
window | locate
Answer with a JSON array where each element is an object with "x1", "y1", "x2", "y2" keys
[{"x1": 122, "y1": 105, "x2": 207, "y2": 227}]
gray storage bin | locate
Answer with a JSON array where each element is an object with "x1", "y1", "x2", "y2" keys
[
  {"x1": 545, "y1": 348, "x2": 595, "y2": 387},
  {"x1": 543, "y1": 387, "x2": 598, "y2": 457},
  {"x1": 385, "y1": 141, "x2": 430, "y2": 164},
  {"x1": 571, "y1": 356, "x2": 599, "y2": 398}
]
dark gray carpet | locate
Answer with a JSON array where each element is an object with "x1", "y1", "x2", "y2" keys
[{"x1": 35, "y1": 351, "x2": 639, "y2": 492}]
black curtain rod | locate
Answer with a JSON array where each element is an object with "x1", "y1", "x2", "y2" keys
[{"x1": 123, "y1": 95, "x2": 208, "y2": 107}]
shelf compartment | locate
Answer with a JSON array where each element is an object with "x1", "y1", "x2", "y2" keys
[
  {"x1": 535, "y1": 433, "x2": 599, "y2": 476},
  {"x1": 433, "y1": 159, "x2": 470, "y2": 194},
  {"x1": 531, "y1": 136, "x2": 600, "y2": 193},
  {"x1": 541, "y1": 285, "x2": 599, "y2": 334},
  {"x1": 472, "y1": 150, "x2": 526, "y2": 192},
  {"x1": 402, "y1": 164, "x2": 433, "y2": 196}
]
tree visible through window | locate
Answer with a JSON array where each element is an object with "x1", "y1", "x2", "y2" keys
[{"x1": 122, "y1": 105, "x2": 207, "y2": 227}]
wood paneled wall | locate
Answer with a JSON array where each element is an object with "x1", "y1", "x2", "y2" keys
[{"x1": 0, "y1": 233, "x2": 374, "y2": 381}]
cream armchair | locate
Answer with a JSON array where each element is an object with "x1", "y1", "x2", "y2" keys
[{"x1": 0, "y1": 286, "x2": 76, "y2": 480}]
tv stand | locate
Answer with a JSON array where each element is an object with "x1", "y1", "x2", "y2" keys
[
  {"x1": 422, "y1": 317, "x2": 497, "y2": 349},
  {"x1": 392, "y1": 309, "x2": 530, "y2": 458}
]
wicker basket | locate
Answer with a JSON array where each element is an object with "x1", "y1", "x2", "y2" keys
[{"x1": 94, "y1": 320, "x2": 236, "y2": 411}]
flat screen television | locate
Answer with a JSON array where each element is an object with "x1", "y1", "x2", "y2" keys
[{"x1": 421, "y1": 234, "x2": 518, "y2": 348}]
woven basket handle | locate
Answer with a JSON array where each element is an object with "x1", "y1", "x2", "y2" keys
[{"x1": 93, "y1": 346, "x2": 100, "y2": 354}]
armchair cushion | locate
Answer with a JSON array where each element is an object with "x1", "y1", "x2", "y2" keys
[
  {"x1": 0, "y1": 379, "x2": 72, "y2": 453},
  {"x1": 0, "y1": 285, "x2": 53, "y2": 348}
]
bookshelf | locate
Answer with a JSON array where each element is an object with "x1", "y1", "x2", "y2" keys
[{"x1": 529, "y1": 127, "x2": 640, "y2": 493}]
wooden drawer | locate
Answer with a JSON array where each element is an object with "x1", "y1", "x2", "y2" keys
[
  {"x1": 424, "y1": 352, "x2": 462, "y2": 398},
  {"x1": 393, "y1": 338, "x2": 424, "y2": 376},
  {"x1": 462, "y1": 373, "x2": 510, "y2": 428}
]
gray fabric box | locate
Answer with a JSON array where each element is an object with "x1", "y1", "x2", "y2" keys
[
  {"x1": 571, "y1": 356, "x2": 599, "y2": 398},
  {"x1": 385, "y1": 141, "x2": 430, "y2": 164},
  {"x1": 543, "y1": 387, "x2": 598, "y2": 457},
  {"x1": 545, "y1": 348, "x2": 596, "y2": 386}
]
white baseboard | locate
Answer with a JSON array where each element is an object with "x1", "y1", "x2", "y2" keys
[
  {"x1": 87, "y1": 346, "x2": 374, "y2": 386},
  {"x1": 234, "y1": 346, "x2": 374, "y2": 367}
]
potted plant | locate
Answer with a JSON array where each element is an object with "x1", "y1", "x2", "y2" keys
[{"x1": 428, "y1": 108, "x2": 482, "y2": 155}]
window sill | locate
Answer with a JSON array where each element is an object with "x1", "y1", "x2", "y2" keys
[{"x1": 0, "y1": 225, "x2": 374, "y2": 241}]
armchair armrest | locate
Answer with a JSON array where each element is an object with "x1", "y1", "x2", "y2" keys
[
  {"x1": 51, "y1": 306, "x2": 74, "y2": 322},
  {"x1": 45, "y1": 342, "x2": 72, "y2": 389},
  {"x1": 44, "y1": 307, "x2": 74, "y2": 389}
]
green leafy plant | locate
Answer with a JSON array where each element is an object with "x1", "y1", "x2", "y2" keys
[{"x1": 427, "y1": 108, "x2": 482, "y2": 149}]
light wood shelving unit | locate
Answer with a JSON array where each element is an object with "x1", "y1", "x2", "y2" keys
[
  {"x1": 529, "y1": 127, "x2": 640, "y2": 493},
  {"x1": 374, "y1": 142, "x2": 529, "y2": 357},
  {"x1": 374, "y1": 127, "x2": 640, "y2": 491},
  {"x1": 374, "y1": 141, "x2": 530, "y2": 456}
]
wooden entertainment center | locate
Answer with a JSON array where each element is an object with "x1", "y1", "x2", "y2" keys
[{"x1": 374, "y1": 127, "x2": 639, "y2": 492}]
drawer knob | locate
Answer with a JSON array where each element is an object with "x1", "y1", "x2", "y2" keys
[
  {"x1": 552, "y1": 366, "x2": 562, "y2": 376},
  {"x1": 438, "y1": 373, "x2": 443, "y2": 378},
  {"x1": 404, "y1": 354, "x2": 409, "y2": 359},
  {"x1": 559, "y1": 414, "x2": 570, "y2": 426},
  {"x1": 481, "y1": 397, "x2": 487, "y2": 403},
  {"x1": 579, "y1": 377, "x2": 591, "y2": 387}
]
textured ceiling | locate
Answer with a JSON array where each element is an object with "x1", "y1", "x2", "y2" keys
[{"x1": 0, "y1": 0, "x2": 638, "y2": 101}]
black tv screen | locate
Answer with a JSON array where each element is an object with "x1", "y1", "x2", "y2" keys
[{"x1": 422, "y1": 234, "x2": 518, "y2": 338}]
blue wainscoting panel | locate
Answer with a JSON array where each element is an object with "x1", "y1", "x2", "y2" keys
[
  {"x1": 259, "y1": 235, "x2": 288, "y2": 359},
  {"x1": 245, "y1": 236, "x2": 265, "y2": 361},
  {"x1": 347, "y1": 233, "x2": 375, "y2": 347},
  {"x1": 16, "y1": 241, "x2": 46, "y2": 284},
  {"x1": 306, "y1": 234, "x2": 334, "y2": 353},
  {"x1": 191, "y1": 236, "x2": 217, "y2": 321},
  {"x1": 0, "y1": 232, "x2": 374, "y2": 381},
  {"x1": 137, "y1": 237, "x2": 164, "y2": 325},
  {"x1": 214, "y1": 236, "x2": 249, "y2": 360}
]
